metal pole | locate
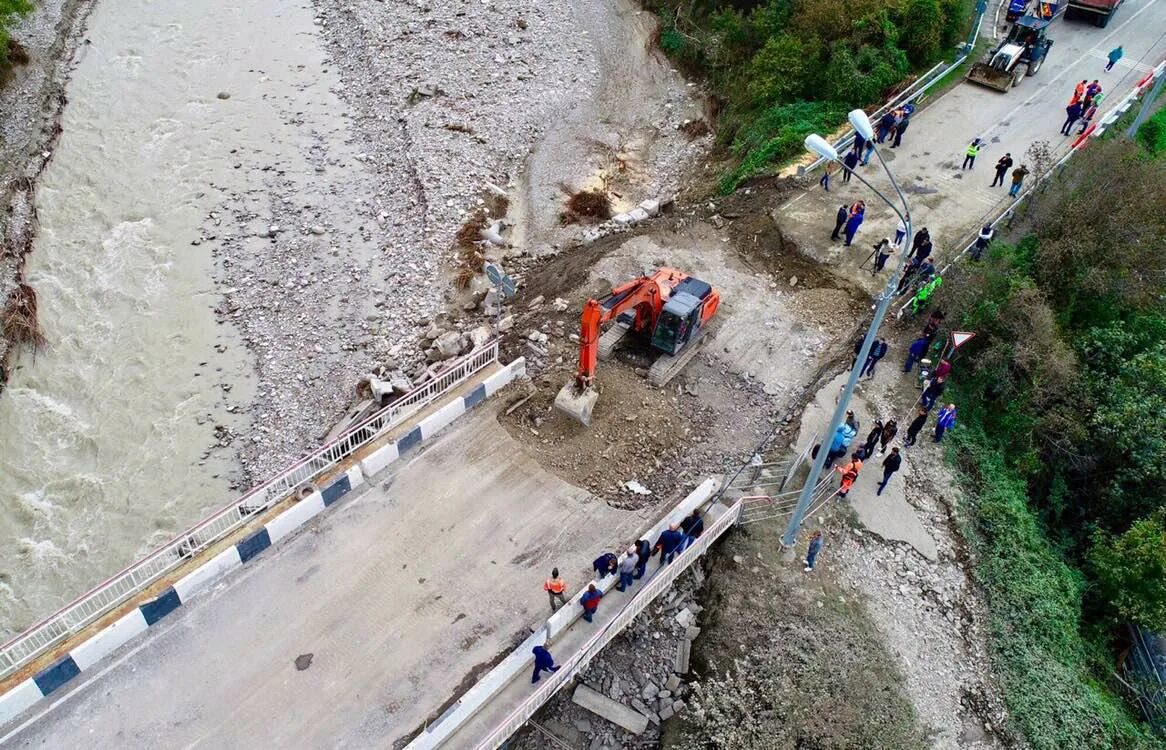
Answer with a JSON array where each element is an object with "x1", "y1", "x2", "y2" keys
[{"x1": 780, "y1": 147, "x2": 912, "y2": 549}]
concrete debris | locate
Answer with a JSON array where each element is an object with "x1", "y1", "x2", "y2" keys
[
  {"x1": 624, "y1": 480, "x2": 652, "y2": 496},
  {"x1": 572, "y1": 684, "x2": 649, "y2": 735}
]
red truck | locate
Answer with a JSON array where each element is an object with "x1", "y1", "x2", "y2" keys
[{"x1": 1065, "y1": 0, "x2": 1122, "y2": 27}]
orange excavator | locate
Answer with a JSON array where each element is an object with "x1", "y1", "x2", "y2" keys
[{"x1": 554, "y1": 267, "x2": 721, "y2": 425}]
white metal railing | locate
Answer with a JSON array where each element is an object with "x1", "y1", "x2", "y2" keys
[
  {"x1": 473, "y1": 499, "x2": 744, "y2": 750},
  {"x1": 0, "y1": 341, "x2": 501, "y2": 680}
]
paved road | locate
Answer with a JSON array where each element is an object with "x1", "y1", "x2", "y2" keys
[
  {"x1": 776, "y1": 0, "x2": 1166, "y2": 291},
  {"x1": 1, "y1": 405, "x2": 648, "y2": 749}
]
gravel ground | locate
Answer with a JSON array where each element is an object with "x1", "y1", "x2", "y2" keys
[{"x1": 206, "y1": 0, "x2": 708, "y2": 482}]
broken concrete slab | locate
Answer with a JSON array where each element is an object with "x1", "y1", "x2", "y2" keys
[
  {"x1": 674, "y1": 639, "x2": 691, "y2": 674},
  {"x1": 685, "y1": 626, "x2": 701, "y2": 640},
  {"x1": 572, "y1": 684, "x2": 649, "y2": 735},
  {"x1": 664, "y1": 674, "x2": 681, "y2": 692}
]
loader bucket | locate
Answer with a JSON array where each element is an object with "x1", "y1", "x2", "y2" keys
[{"x1": 554, "y1": 380, "x2": 599, "y2": 426}]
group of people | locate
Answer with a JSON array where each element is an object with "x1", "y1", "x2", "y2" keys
[
  {"x1": 989, "y1": 152, "x2": 1031, "y2": 197},
  {"x1": 819, "y1": 106, "x2": 913, "y2": 192},
  {"x1": 830, "y1": 200, "x2": 866, "y2": 246},
  {"x1": 876, "y1": 106, "x2": 914, "y2": 148},
  {"x1": 1062, "y1": 79, "x2": 1103, "y2": 136},
  {"x1": 540, "y1": 509, "x2": 706, "y2": 639}
]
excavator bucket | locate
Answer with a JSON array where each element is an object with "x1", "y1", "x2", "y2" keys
[{"x1": 554, "y1": 380, "x2": 599, "y2": 426}]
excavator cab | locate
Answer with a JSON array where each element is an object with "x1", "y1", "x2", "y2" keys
[{"x1": 651, "y1": 293, "x2": 702, "y2": 355}]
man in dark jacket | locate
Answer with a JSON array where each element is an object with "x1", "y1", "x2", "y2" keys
[
  {"x1": 891, "y1": 116, "x2": 910, "y2": 148},
  {"x1": 592, "y1": 551, "x2": 618, "y2": 578},
  {"x1": 990, "y1": 153, "x2": 1013, "y2": 187},
  {"x1": 680, "y1": 510, "x2": 704, "y2": 550},
  {"x1": 904, "y1": 336, "x2": 928, "y2": 372},
  {"x1": 921, "y1": 376, "x2": 947, "y2": 410},
  {"x1": 859, "y1": 339, "x2": 888, "y2": 378},
  {"x1": 531, "y1": 644, "x2": 560, "y2": 683},
  {"x1": 842, "y1": 149, "x2": 859, "y2": 183},
  {"x1": 633, "y1": 538, "x2": 652, "y2": 579},
  {"x1": 877, "y1": 448, "x2": 902, "y2": 495},
  {"x1": 863, "y1": 420, "x2": 885, "y2": 458},
  {"x1": 654, "y1": 524, "x2": 685, "y2": 566},
  {"x1": 831, "y1": 204, "x2": 848, "y2": 241},
  {"x1": 904, "y1": 409, "x2": 929, "y2": 447}
]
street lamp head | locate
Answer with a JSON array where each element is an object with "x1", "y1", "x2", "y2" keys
[
  {"x1": 848, "y1": 109, "x2": 875, "y2": 142},
  {"x1": 804, "y1": 134, "x2": 838, "y2": 162}
]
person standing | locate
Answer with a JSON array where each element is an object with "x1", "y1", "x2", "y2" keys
[
  {"x1": 1106, "y1": 46, "x2": 1123, "y2": 71},
  {"x1": 962, "y1": 139, "x2": 981, "y2": 169},
  {"x1": 544, "y1": 568, "x2": 569, "y2": 612},
  {"x1": 680, "y1": 510, "x2": 704, "y2": 550},
  {"x1": 1086, "y1": 79, "x2": 1102, "y2": 101},
  {"x1": 891, "y1": 116, "x2": 910, "y2": 148},
  {"x1": 819, "y1": 164, "x2": 832, "y2": 192},
  {"x1": 633, "y1": 538, "x2": 652, "y2": 579},
  {"x1": 804, "y1": 531, "x2": 823, "y2": 573},
  {"x1": 531, "y1": 644, "x2": 561, "y2": 683},
  {"x1": 843, "y1": 203, "x2": 865, "y2": 247},
  {"x1": 872, "y1": 238, "x2": 894, "y2": 274},
  {"x1": 835, "y1": 453, "x2": 863, "y2": 500},
  {"x1": 877, "y1": 448, "x2": 902, "y2": 496},
  {"x1": 1062, "y1": 101, "x2": 1083, "y2": 135},
  {"x1": 862, "y1": 139, "x2": 875, "y2": 166},
  {"x1": 991, "y1": 153, "x2": 1013, "y2": 187},
  {"x1": 860, "y1": 339, "x2": 888, "y2": 378},
  {"x1": 934, "y1": 404, "x2": 957, "y2": 442},
  {"x1": 879, "y1": 419, "x2": 898, "y2": 454},
  {"x1": 877, "y1": 111, "x2": 896, "y2": 143},
  {"x1": 864, "y1": 420, "x2": 885, "y2": 458},
  {"x1": 971, "y1": 224, "x2": 993, "y2": 261},
  {"x1": 1072, "y1": 79, "x2": 1087, "y2": 104},
  {"x1": 904, "y1": 335, "x2": 929, "y2": 372},
  {"x1": 580, "y1": 584, "x2": 603, "y2": 623},
  {"x1": 1078, "y1": 100, "x2": 1099, "y2": 134},
  {"x1": 904, "y1": 409, "x2": 928, "y2": 447},
  {"x1": 831, "y1": 204, "x2": 848, "y2": 241},
  {"x1": 1009, "y1": 165, "x2": 1029, "y2": 197},
  {"x1": 911, "y1": 227, "x2": 930, "y2": 256},
  {"x1": 893, "y1": 219, "x2": 907, "y2": 247},
  {"x1": 921, "y1": 376, "x2": 947, "y2": 410},
  {"x1": 616, "y1": 546, "x2": 638, "y2": 592},
  {"x1": 654, "y1": 524, "x2": 685, "y2": 566},
  {"x1": 842, "y1": 149, "x2": 859, "y2": 182}
]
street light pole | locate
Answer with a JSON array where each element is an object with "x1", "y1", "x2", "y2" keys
[{"x1": 780, "y1": 115, "x2": 913, "y2": 549}]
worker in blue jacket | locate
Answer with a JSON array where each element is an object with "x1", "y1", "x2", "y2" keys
[
  {"x1": 904, "y1": 336, "x2": 929, "y2": 373},
  {"x1": 531, "y1": 644, "x2": 560, "y2": 683},
  {"x1": 934, "y1": 404, "x2": 957, "y2": 442},
  {"x1": 654, "y1": 524, "x2": 685, "y2": 566}
]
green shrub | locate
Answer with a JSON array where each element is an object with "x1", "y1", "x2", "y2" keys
[{"x1": 0, "y1": 0, "x2": 33, "y2": 78}]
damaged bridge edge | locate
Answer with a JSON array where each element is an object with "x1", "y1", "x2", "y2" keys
[{"x1": 0, "y1": 356, "x2": 527, "y2": 730}]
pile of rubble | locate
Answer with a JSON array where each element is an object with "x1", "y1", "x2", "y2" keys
[{"x1": 514, "y1": 566, "x2": 708, "y2": 750}]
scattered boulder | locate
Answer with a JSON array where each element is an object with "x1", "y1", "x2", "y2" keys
[{"x1": 434, "y1": 331, "x2": 463, "y2": 359}]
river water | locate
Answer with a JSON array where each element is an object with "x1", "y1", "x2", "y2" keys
[{"x1": 0, "y1": 0, "x2": 349, "y2": 638}]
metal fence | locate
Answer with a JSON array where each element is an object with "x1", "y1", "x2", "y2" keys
[
  {"x1": 0, "y1": 341, "x2": 501, "y2": 680},
  {"x1": 473, "y1": 498, "x2": 744, "y2": 750},
  {"x1": 1125, "y1": 625, "x2": 1166, "y2": 733}
]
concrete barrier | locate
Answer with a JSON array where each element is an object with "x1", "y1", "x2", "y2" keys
[
  {"x1": 406, "y1": 476, "x2": 720, "y2": 750},
  {"x1": 0, "y1": 356, "x2": 528, "y2": 731}
]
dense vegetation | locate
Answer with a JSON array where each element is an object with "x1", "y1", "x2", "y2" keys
[
  {"x1": 940, "y1": 133, "x2": 1166, "y2": 748},
  {"x1": 0, "y1": 0, "x2": 33, "y2": 79},
  {"x1": 643, "y1": 0, "x2": 972, "y2": 191}
]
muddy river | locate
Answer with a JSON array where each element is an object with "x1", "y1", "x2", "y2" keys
[{"x1": 0, "y1": 0, "x2": 349, "y2": 637}]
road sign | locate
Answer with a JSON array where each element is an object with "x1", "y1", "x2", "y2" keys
[
  {"x1": 501, "y1": 276, "x2": 517, "y2": 298},
  {"x1": 950, "y1": 331, "x2": 976, "y2": 349}
]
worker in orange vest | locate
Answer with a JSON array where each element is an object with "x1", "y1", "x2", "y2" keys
[
  {"x1": 544, "y1": 568, "x2": 568, "y2": 612},
  {"x1": 836, "y1": 453, "x2": 864, "y2": 500}
]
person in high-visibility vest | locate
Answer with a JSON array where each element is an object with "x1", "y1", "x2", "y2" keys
[
  {"x1": 835, "y1": 454, "x2": 864, "y2": 500},
  {"x1": 962, "y1": 139, "x2": 982, "y2": 170},
  {"x1": 911, "y1": 275, "x2": 943, "y2": 315},
  {"x1": 543, "y1": 568, "x2": 568, "y2": 612}
]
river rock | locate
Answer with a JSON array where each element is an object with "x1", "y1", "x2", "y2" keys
[{"x1": 434, "y1": 331, "x2": 463, "y2": 358}]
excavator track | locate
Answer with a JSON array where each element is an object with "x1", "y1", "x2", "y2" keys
[
  {"x1": 647, "y1": 325, "x2": 713, "y2": 387},
  {"x1": 597, "y1": 321, "x2": 630, "y2": 361}
]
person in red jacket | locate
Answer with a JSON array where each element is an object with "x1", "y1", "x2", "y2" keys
[{"x1": 580, "y1": 584, "x2": 603, "y2": 623}]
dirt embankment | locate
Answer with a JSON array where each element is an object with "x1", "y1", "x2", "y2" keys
[{"x1": 0, "y1": 0, "x2": 96, "y2": 385}]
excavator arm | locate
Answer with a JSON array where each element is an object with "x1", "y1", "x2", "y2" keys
[{"x1": 575, "y1": 276, "x2": 666, "y2": 388}]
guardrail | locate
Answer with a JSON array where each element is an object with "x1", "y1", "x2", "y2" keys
[
  {"x1": 0, "y1": 340, "x2": 501, "y2": 680},
  {"x1": 472, "y1": 498, "x2": 744, "y2": 750}
]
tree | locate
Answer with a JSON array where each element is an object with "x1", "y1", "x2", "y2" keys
[
  {"x1": 898, "y1": 0, "x2": 945, "y2": 65},
  {"x1": 1091, "y1": 514, "x2": 1166, "y2": 630},
  {"x1": 743, "y1": 33, "x2": 810, "y2": 108}
]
